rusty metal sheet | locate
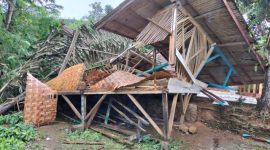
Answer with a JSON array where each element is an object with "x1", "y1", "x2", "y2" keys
[{"x1": 90, "y1": 71, "x2": 145, "y2": 91}]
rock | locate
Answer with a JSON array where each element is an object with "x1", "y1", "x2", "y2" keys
[
  {"x1": 188, "y1": 126, "x2": 197, "y2": 134},
  {"x1": 185, "y1": 103, "x2": 198, "y2": 122},
  {"x1": 178, "y1": 124, "x2": 189, "y2": 134}
]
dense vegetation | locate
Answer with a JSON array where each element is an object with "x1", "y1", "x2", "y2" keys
[{"x1": 0, "y1": 113, "x2": 37, "y2": 150}]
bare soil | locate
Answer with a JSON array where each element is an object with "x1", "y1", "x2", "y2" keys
[{"x1": 30, "y1": 121, "x2": 270, "y2": 150}]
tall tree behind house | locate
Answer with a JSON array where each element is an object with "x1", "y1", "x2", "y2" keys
[{"x1": 236, "y1": 0, "x2": 270, "y2": 116}]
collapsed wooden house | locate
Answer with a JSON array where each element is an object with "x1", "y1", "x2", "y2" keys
[{"x1": 23, "y1": 0, "x2": 265, "y2": 146}]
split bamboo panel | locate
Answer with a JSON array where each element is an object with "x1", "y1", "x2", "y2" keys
[
  {"x1": 24, "y1": 73, "x2": 57, "y2": 126},
  {"x1": 47, "y1": 64, "x2": 85, "y2": 91}
]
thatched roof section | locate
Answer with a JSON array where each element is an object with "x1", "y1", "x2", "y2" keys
[{"x1": 95, "y1": 0, "x2": 264, "y2": 85}]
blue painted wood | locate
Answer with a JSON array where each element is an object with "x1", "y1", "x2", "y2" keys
[
  {"x1": 206, "y1": 54, "x2": 220, "y2": 63},
  {"x1": 137, "y1": 63, "x2": 168, "y2": 76},
  {"x1": 223, "y1": 68, "x2": 233, "y2": 86},
  {"x1": 207, "y1": 82, "x2": 236, "y2": 91},
  {"x1": 214, "y1": 46, "x2": 237, "y2": 75}
]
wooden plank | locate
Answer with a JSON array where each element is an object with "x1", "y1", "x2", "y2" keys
[
  {"x1": 100, "y1": 123, "x2": 136, "y2": 136},
  {"x1": 127, "y1": 94, "x2": 164, "y2": 136},
  {"x1": 81, "y1": 95, "x2": 86, "y2": 129},
  {"x1": 259, "y1": 83, "x2": 263, "y2": 95},
  {"x1": 62, "y1": 95, "x2": 82, "y2": 120},
  {"x1": 168, "y1": 94, "x2": 178, "y2": 138},
  {"x1": 175, "y1": 50, "x2": 196, "y2": 83},
  {"x1": 169, "y1": 6, "x2": 177, "y2": 65},
  {"x1": 90, "y1": 127, "x2": 133, "y2": 145},
  {"x1": 162, "y1": 93, "x2": 169, "y2": 140},
  {"x1": 58, "y1": 29, "x2": 80, "y2": 74}
]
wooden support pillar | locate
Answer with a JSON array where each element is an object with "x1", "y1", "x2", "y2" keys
[
  {"x1": 168, "y1": 94, "x2": 178, "y2": 138},
  {"x1": 180, "y1": 94, "x2": 192, "y2": 125},
  {"x1": 169, "y1": 6, "x2": 177, "y2": 65},
  {"x1": 162, "y1": 93, "x2": 169, "y2": 150},
  {"x1": 259, "y1": 83, "x2": 263, "y2": 95},
  {"x1": 81, "y1": 95, "x2": 86, "y2": 130}
]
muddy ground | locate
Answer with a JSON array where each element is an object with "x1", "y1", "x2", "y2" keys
[{"x1": 29, "y1": 121, "x2": 270, "y2": 150}]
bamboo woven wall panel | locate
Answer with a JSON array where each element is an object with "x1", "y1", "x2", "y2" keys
[
  {"x1": 24, "y1": 73, "x2": 57, "y2": 126},
  {"x1": 135, "y1": 7, "x2": 173, "y2": 45},
  {"x1": 90, "y1": 71, "x2": 145, "y2": 91},
  {"x1": 47, "y1": 64, "x2": 85, "y2": 91}
]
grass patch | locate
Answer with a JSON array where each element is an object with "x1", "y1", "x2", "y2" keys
[
  {"x1": 0, "y1": 112, "x2": 37, "y2": 150},
  {"x1": 64, "y1": 129, "x2": 182, "y2": 150}
]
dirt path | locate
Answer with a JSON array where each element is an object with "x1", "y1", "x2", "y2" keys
[
  {"x1": 172, "y1": 122, "x2": 270, "y2": 150},
  {"x1": 31, "y1": 121, "x2": 270, "y2": 150}
]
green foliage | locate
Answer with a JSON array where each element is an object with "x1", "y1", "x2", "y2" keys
[
  {"x1": 0, "y1": 113, "x2": 37, "y2": 150},
  {"x1": 0, "y1": 112, "x2": 23, "y2": 125},
  {"x1": 66, "y1": 129, "x2": 102, "y2": 141},
  {"x1": 0, "y1": 137, "x2": 26, "y2": 150}
]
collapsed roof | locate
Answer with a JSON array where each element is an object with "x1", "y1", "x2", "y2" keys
[{"x1": 95, "y1": 0, "x2": 265, "y2": 85}]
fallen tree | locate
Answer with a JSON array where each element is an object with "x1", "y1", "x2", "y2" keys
[{"x1": 0, "y1": 25, "x2": 132, "y2": 111}]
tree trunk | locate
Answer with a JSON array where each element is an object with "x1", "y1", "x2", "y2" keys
[
  {"x1": 5, "y1": 0, "x2": 16, "y2": 30},
  {"x1": 257, "y1": 57, "x2": 270, "y2": 116}
]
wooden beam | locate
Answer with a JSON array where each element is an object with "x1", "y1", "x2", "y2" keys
[
  {"x1": 162, "y1": 93, "x2": 169, "y2": 140},
  {"x1": 222, "y1": 0, "x2": 264, "y2": 71},
  {"x1": 195, "y1": 8, "x2": 226, "y2": 19},
  {"x1": 62, "y1": 95, "x2": 82, "y2": 120},
  {"x1": 218, "y1": 42, "x2": 246, "y2": 47},
  {"x1": 169, "y1": 6, "x2": 178, "y2": 65},
  {"x1": 175, "y1": 50, "x2": 196, "y2": 83},
  {"x1": 168, "y1": 94, "x2": 178, "y2": 138},
  {"x1": 127, "y1": 94, "x2": 164, "y2": 136},
  {"x1": 58, "y1": 29, "x2": 80, "y2": 74}
]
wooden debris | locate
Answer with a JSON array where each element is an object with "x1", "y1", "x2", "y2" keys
[
  {"x1": 63, "y1": 139, "x2": 104, "y2": 145},
  {"x1": 90, "y1": 126, "x2": 133, "y2": 145}
]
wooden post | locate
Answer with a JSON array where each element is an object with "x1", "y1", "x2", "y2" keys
[
  {"x1": 259, "y1": 83, "x2": 263, "y2": 95},
  {"x1": 180, "y1": 94, "x2": 192, "y2": 125},
  {"x1": 162, "y1": 93, "x2": 169, "y2": 142},
  {"x1": 168, "y1": 94, "x2": 178, "y2": 138},
  {"x1": 169, "y1": 6, "x2": 177, "y2": 65},
  {"x1": 81, "y1": 95, "x2": 86, "y2": 130}
]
